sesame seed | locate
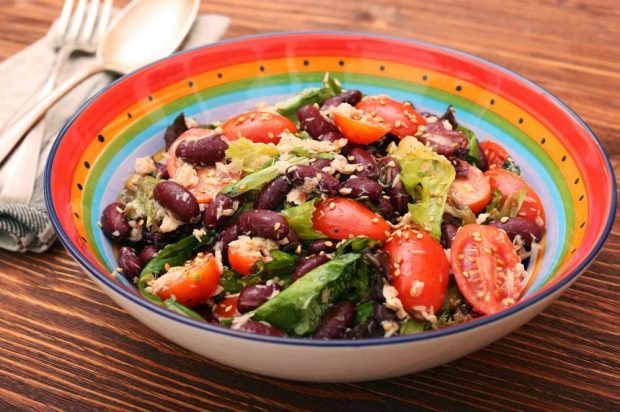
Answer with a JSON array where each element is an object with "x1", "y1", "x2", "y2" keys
[
  {"x1": 164, "y1": 263, "x2": 171, "y2": 271},
  {"x1": 274, "y1": 222, "x2": 281, "y2": 230},
  {"x1": 416, "y1": 233, "x2": 423, "y2": 239},
  {"x1": 500, "y1": 216, "x2": 509, "y2": 223},
  {"x1": 329, "y1": 202, "x2": 336, "y2": 209},
  {"x1": 324, "y1": 241, "x2": 333, "y2": 247},
  {"x1": 348, "y1": 156, "x2": 355, "y2": 161},
  {"x1": 240, "y1": 184, "x2": 247, "y2": 190},
  {"x1": 462, "y1": 271, "x2": 469, "y2": 278},
  {"x1": 394, "y1": 269, "x2": 401, "y2": 277},
  {"x1": 483, "y1": 247, "x2": 492, "y2": 254},
  {"x1": 372, "y1": 217, "x2": 380, "y2": 223},
  {"x1": 458, "y1": 254, "x2": 464, "y2": 260}
]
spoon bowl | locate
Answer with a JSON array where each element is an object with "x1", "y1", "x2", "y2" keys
[{"x1": 99, "y1": 0, "x2": 200, "y2": 73}]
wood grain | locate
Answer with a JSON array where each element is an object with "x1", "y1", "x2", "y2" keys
[{"x1": 0, "y1": 0, "x2": 618, "y2": 410}]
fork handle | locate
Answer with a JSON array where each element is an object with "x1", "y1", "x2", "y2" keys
[{"x1": 0, "y1": 62, "x2": 104, "y2": 165}]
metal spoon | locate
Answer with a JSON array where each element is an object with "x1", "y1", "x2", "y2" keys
[{"x1": 0, "y1": 0, "x2": 200, "y2": 165}]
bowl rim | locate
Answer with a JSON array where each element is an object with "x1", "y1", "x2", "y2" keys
[{"x1": 45, "y1": 30, "x2": 617, "y2": 347}]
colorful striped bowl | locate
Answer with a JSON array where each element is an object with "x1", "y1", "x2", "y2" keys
[{"x1": 45, "y1": 32, "x2": 616, "y2": 382}]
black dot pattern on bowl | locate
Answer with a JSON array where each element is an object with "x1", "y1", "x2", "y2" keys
[
  {"x1": 303, "y1": 59, "x2": 309, "y2": 66},
  {"x1": 74, "y1": 212, "x2": 79, "y2": 219},
  {"x1": 77, "y1": 183, "x2": 83, "y2": 191},
  {"x1": 574, "y1": 178, "x2": 580, "y2": 184},
  {"x1": 81, "y1": 236, "x2": 88, "y2": 243},
  {"x1": 580, "y1": 222, "x2": 585, "y2": 228},
  {"x1": 188, "y1": 80, "x2": 194, "y2": 87},
  {"x1": 579, "y1": 194, "x2": 585, "y2": 201},
  {"x1": 379, "y1": 65, "x2": 385, "y2": 71},
  {"x1": 338, "y1": 60, "x2": 345, "y2": 66},
  {"x1": 217, "y1": 73, "x2": 223, "y2": 78},
  {"x1": 98, "y1": 134, "x2": 105, "y2": 142},
  {"x1": 422, "y1": 74, "x2": 428, "y2": 81},
  {"x1": 84, "y1": 161, "x2": 90, "y2": 169},
  {"x1": 127, "y1": 113, "x2": 132, "y2": 119},
  {"x1": 541, "y1": 137, "x2": 546, "y2": 144},
  {"x1": 561, "y1": 155, "x2": 567, "y2": 162},
  {"x1": 455, "y1": 85, "x2": 462, "y2": 92},
  {"x1": 148, "y1": 96, "x2": 153, "y2": 102},
  {"x1": 518, "y1": 118, "x2": 524, "y2": 124},
  {"x1": 259, "y1": 65, "x2": 265, "y2": 72},
  {"x1": 570, "y1": 248, "x2": 576, "y2": 254},
  {"x1": 489, "y1": 98, "x2": 495, "y2": 105}
]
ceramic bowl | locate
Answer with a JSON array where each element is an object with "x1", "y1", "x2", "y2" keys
[{"x1": 45, "y1": 32, "x2": 616, "y2": 382}]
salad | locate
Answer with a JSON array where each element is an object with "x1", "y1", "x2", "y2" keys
[{"x1": 100, "y1": 74, "x2": 546, "y2": 339}]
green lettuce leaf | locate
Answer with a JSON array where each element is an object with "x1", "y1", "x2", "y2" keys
[
  {"x1": 225, "y1": 137, "x2": 279, "y2": 173},
  {"x1": 273, "y1": 73, "x2": 342, "y2": 121},
  {"x1": 391, "y1": 137, "x2": 456, "y2": 239},
  {"x1": 280, "y1": 198, "x2": 326, "y2": 240},
  {"x1": 124, "y1": 175, "x2": 160, "y2": 228},
  {"x1": 253, "y1": 253, "x2": 360, "y2": 336}
]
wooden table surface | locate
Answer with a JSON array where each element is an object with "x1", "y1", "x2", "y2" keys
[{"x1": 1, "y1": 0, "x2": 618, "y2": 410}]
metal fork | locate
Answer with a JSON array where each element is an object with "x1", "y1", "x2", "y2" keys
[{"x1": 0, "y1": 0, "x2": 112, "y2": 204}]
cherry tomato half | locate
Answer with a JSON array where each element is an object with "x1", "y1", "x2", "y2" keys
[
  {"x1": 484, "y1": 168, "x2": 546, "y2": 228},
  {"x1": 448, "y1": 160, "x2": 492, "y2": 214},
  {"x1": 480, "y1": 141, "x2": 510, "y2": 168},
  {"x1": 221, "y1": 111, "x2": 297, "y2": 144},
  {"x1": 227, "y1": 237, "x2": 276, "y2": 276},
  {"x1": 312, "y1": 198, "x2": 390, "y2": 241},
  {"x1": 153, "y1": 254, "x2": 222, "y2": 308},
  {"x1": 384, "y1": 228, "x2": 450, "y2": 315},
  {"x1": 356, "y1": 96, "x2": 426, "y2": 139},
  {"x1": 332, "y1": 106, "x2": 391, "y2": 145},
  {"x1": 451, "y1": 224, "x2": 525, "y2": 315},
  {"x1": 212, "y1": 294, "x2": 240, "y2": 319}
]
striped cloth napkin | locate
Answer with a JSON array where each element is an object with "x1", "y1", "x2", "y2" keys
[{"x1": 0, "y1": 12, "x2": 229, "y2": 253}]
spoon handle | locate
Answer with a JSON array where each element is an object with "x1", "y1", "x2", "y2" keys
[{"x1": 0, "y1": 63, "x2": 103, "y2": 165}]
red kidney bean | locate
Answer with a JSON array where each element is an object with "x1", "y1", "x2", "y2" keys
[
  {"x1": 237, "y1": 320, "x2": 287, "y2": 337},
  {"x1": 339, "y1": 177, "x2": 383, "y2": 202},
  {"x1": 348, "y1": 148, "x2": 378, "y2": 180},
  {"x1": 441, "y1": 222, "x2": 459, "y2": 249},
  {"x1": 317, "y1": 131, "x2": 344, "y2": 143},
  {"x1": 306, "y1": 239, "x2": 337, "y2": 255},
  {"x1": 215, "y1": 223, "x2": 239, "y2": 256},
  {"x1": 238, "y1": 210, "x2": 290, "y2": 240},
  {"x1": 281, "y1": 230, "x2": 302, "y2": 253},
  {"x1": 312, "y1": 300, "x2": 356, "y2": 339},
  {"x1": 101, "y1": 202, "x2": 131, "y2": 239},
  {"x1": 489, "y1": 217, "x2": 544, "y2": 247},
  {"x1": 203, "y1": 194, "x2": 236, "y2": 229},
  {"x1": 118, "y1": 246, "x2": 144, "y2": 279},
  {"x1": 254, "y1": 176, "x2": 292, "y2": 210},
  {"x1": 321, "y1": 90, "x2": 363, "y2": 109},
  {"x1": 237, "y1": 283, "x2": 282, "y2": 313},
  {"x1": 193, "y1": 304, "x2": 219, "y2": 324},
  {"x1": 286, "y1": 165, "x2": 340, "y2": 195},
  {"x1": 373, "y1": 303, "x2": 397, "y2": 323},
  {"x1": 297, "y1": 104, "x2": 338, "y2": 138},
  {"x1": 164, "y1": 112, "x2": 188, "y2": 149},
  {"x1": 138, "y1": 245, "x2": 159, "y2": 263},
  {"x1": 311, "y1": 158, "x2": 333, "y2": 172},
  {"x1": 418, "y1": 121, "x2": 468, "y2": 157},
  {"x1": 291, "y1": 254, "x2": 329, "y2": 282},
  {"x1": 175, "y1": 132, "x2": 228, "y2": 166},
  {"x1": 155, "y1": 163, "x2": 170, "y2": 180},
  {"x1": 142, "y1": 230, "x2": 166, "y2": 247},
  {"x1": 376, "y1": 197, "x2": 395, "y2": 220},
  {"x1": 378, "y1": 156, "x2": 401, "y2": 187},
  {"x1": 153, "y1": 181, "x2": 200, "y2": 222},
  {"x1": 387, "y1": 181, "x2": 409, "y2": 214},
  {"x1": 317, "y1": 131, "x2": 356, "y2": 156}
]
